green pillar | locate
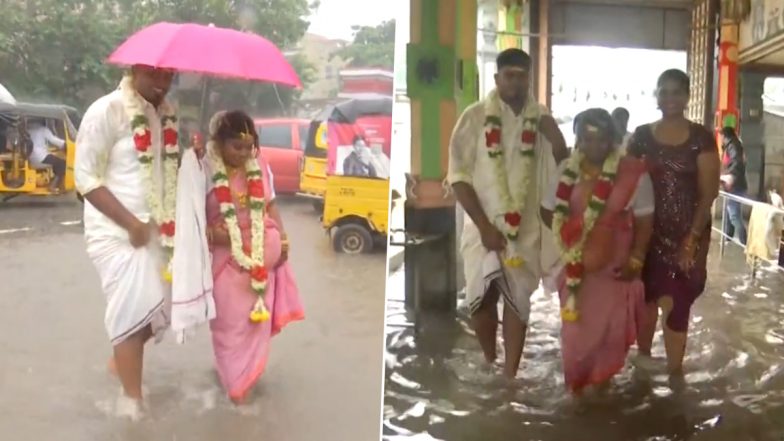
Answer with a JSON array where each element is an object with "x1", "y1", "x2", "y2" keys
[{"x1": 407, "y1": 0, "x2": 477, "y2": 184}]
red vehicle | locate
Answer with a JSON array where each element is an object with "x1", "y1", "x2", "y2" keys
[{"x1": 254, "y1": 117, "x2": 309, "y2": 194}]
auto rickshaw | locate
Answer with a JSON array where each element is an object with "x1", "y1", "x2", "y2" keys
[
  {"x1": 321, "y1": 96, "x2": 393, "y2": 254},
  {"x1": 0, "y1": 102, "x2": 79, "y2": 201},
  {"x1": 298, "y1": 111, "x2": 330, "y2": 211},
  {"x1": 300, "y1": 97, "x2": 396, "y2": 214}
]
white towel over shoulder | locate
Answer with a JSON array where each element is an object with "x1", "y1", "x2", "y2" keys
[{"x1": 171, "y1": 149, "x2": 216, "y2": 344}]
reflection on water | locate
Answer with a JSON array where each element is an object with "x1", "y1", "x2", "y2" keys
[{"x1": 383, "y1": 239, "x2": 784, "y2": 440}]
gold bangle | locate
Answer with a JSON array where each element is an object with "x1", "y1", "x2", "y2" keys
[{"x1": 628, "y1": 256, "x2": 644, "y2": 271}]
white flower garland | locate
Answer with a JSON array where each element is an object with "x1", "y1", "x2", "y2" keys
[
  {"x1": 208, "y1": 142, "x2": 270, "y2": 323},
  {"x1": 483, "y1": 89, "x2": 541, "y2": 267},
  {"x1": 552, "y1": 149, "x2": 620, "y2": 322},
  {"x1": 120, "y1": 76, "x2": 178, "y2": 281}
]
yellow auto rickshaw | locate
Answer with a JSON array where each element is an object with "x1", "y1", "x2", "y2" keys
[
  {"x1": 298, "y1": 117, "x2": 329, "y2": 211},
  {"x1": 320, "y1": 96, "x2": 393, "y2": 254},
  {"x1": 0, "y1": 102, "x2": 79, "y2": 202}
]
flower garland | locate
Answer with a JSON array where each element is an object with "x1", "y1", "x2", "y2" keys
[
  {"x1": 552, "y1": 149, "x2": 621, "y2": 322},
  {"x1": 208, "y1": 143, "x2": 271, "y2": 323},
  {"x1": 120, "y1": 76, "x2": 179, "y2": 282},
  {"x1": 484, "y1": 89, "x2": 540, "y2": 267}
]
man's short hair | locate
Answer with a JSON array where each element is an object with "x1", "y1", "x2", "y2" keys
[{"x1": 496, "y1": 48, "x2": 531, "y2": 71}]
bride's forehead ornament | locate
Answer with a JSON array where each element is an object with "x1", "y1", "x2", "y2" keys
[{"x1": 239, "y1": 121, "x2": 254, "y2": 141}]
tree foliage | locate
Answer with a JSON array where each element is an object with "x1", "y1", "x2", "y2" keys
[
  {"x1": 333, "y1": 19, "x2": 395, "y2": 69},
  {"x1": 0, "y1": 0, "x2": 317, "y2": 112},
  {"x1": 0, "y1": 0, "x2": 126, "y2": 107}
]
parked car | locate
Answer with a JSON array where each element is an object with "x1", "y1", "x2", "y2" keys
[{"x1": 254, "y1": 117, "x2": 309, "y2": 194}]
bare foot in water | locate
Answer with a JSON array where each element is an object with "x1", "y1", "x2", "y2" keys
[{"x1": 115, "y1": 393, "x2": 144, "y2": 421}]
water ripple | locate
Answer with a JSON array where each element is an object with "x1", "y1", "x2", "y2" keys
[{"x1": 383, "y1": 243, "x2": 784, "y2": 440}]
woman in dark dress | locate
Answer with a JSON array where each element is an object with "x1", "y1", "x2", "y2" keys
[{"x1": 627, "y1": 69, "x2": 720, "y2": 375}]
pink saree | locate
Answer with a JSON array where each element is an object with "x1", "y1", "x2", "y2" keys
[
  {"x1": 557, "y1": 157, "x2": 647, "y2": 394},
  {"x1": 206, "y1": 155, "x2": 305, "y2": 402}
]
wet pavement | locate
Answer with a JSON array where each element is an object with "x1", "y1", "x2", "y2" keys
[
  {"x1": 383, "y1": 236, "x2": 784, "y2": 441},
  {"x1": 0, "y1": 196, "x2": 386, "y2": 441}
]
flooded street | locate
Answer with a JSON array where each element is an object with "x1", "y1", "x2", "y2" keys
[
  {"x1": 0, "y1": 196, "x2": 386, "y2": 441},
  {"x1": 383, "y1": 237, "x2": 784, "y2": 441}
]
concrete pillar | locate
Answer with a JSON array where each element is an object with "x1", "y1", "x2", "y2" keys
[
  {"x1": 533, "y1": 0, "x2": 552, "y2": 108},
  {"x1": 498, "y1": 2, "x2": 520, "y2": 50},
  {"x1": 477, "y1": 0, "x2": 499, "y2": 98},
  {"x1": 716, "y1": 22, "x2": 740, "y2": 146},
  {"x1": 404, "y1": 0, "x2": 478, "y2": 311},
  {"x1": 497, "y1": 0, "x2": 531, "y2": 52}
]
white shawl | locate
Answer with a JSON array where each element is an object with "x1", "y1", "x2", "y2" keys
[{"x1": 171, "y1": 148, "x2": 216, "y2": 344}]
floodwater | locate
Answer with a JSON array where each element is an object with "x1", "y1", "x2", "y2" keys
[
  {"x1": 0, "y1": 197, "x2": 386, "y2": 441},
  {"x1": 383, "y1": 237, "x2": 784, "y2": 441}
]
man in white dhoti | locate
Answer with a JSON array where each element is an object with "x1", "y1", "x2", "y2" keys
[
  {"x1": 75, "y1": 65, "x2": 179, "y2": 416},
  {"x1": 448, "y1": 49, "x2": 568, "y2": 380}
]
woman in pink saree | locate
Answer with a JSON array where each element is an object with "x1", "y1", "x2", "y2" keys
[
  {"x1": 204, "y1": 110, "x2": 305, "y2": 404},
  {"x1": 542, "y1": 108, "x2": 654, "y2": 396}
]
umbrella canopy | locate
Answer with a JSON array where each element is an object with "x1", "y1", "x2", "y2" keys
[{"x1": 107, "y1": 22, "x2": 301, "y2": 88}]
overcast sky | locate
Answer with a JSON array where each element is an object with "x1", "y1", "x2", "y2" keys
[{"x1": 306, "y1": 0, "x2": 398, "y2": 40}]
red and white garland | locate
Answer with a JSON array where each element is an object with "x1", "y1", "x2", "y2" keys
[
  {"x1": 120, "y1": 76, "x2": 178, "y2": 282},
  {"x1": 552, "y1": 149, "x2": 620, "y2": 322},
  {"x1": 484, "y1": 89, "x2": 540, "y2": 267},
  {"x1": 208, "y1": 143, "x2": 271, "y2": 323}
]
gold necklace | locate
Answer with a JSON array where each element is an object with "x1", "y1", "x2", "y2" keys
[
  {"x1": 233, "y1": 189, "x2": 248, "y2": 208},
  {"x1": 226, "y1": 165, "x2": 244, "y2": 177},
  {"x1": 578, "y1": 161, "x2": 603, "y2": 207},
  {"x1": 225, "y1": 166, "x2": 248, "y2": 208},
  {"x1": 580, "y1": 161, "x2": 602, "y2": 181}
]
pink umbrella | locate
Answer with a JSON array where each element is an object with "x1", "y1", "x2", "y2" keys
[{"x1": 107, "y1": 22, "x2": 302, "y2": 88}]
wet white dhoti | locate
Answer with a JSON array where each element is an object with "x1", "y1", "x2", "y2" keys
[
  {"x1": 462, "y1": 229, "x2": 542, "y2": 320},
  {"x1": 87, "y1": 236, "x2": 171, "y2": 345}
]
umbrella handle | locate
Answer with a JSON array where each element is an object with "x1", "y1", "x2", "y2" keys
[{"x1": 198, "y1": 77, "x2": 213, "y2": 131}]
